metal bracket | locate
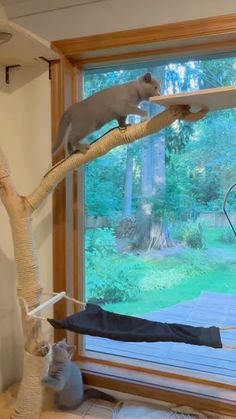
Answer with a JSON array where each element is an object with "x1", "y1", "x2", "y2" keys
[
  {"x1": 38, "y1": 56, "x2": 53, "y2": 80},
  {"x1": 5, "y1": 65, "x2": 21, "y2": 84}
]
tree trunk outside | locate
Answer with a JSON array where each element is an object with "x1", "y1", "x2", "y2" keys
[
  {"x1": 123, "y1": 145, "x2": 134, "y2": 219},
  {"x1": 150, "y1": 124, "x2": 174, "y2": 250},
  {"x1": 133, "y1": 66, "x2": 175, "y2": 251},
  {"x1": 148, "y1": 67, "x2": 174, "y2": 250}
]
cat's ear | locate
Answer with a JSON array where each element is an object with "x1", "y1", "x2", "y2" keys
[
  {"x1": 67, "y1": 344, "x2": 76, "y2": 358},
  {"x1": 142, "y1": 72, "x2": 152, "y2": 83}
]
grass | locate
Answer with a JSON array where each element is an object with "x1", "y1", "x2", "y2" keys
[
  {"x1": 205, "y1": 226, "x2": 236, "y2": 250},
  {"x1": 104, "y1": 263, "x2": 236, "y2": 315},
  {"x1": 86, "y1": 226, "x2": 236, "y2": 316}
]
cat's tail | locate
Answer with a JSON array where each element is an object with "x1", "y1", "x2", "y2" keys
[
  {"x1": 84, "y1": 388, "x2": 117, "y2": 404},
  {"x1": 52, "y1": 110, "x2": 70, "y2": 154}
]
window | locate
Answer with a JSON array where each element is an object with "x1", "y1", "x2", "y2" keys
[{"x1": 83, "y1": 56, "x2": 236, "y2": 384}]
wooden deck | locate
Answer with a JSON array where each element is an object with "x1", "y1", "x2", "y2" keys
[{"x1": 85, "y1": 292, "x2": 236, "y2": 383}]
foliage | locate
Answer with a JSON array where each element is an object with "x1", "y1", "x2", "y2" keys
[
  {"x1": 184, "y1": 223, "x2": 203, "y2": 248},
  {"x1": 85, "y1": 229, "x2": 144, "y2": 303},
  {"x1": 86, "y1": 254, "x2": 142, "y2": 303},
  {"x1": 173, "y1": 221, "x2": 203, "y2": 248},
  {"x1": 172, "y1": 222, "x2": 188, "y2": 241},
  {"x1": 85, "y1": 147, "x2": 126, "y2": 216},
  {"x1": 85, "y1": 228, "x2": 117, "y2": 255}
]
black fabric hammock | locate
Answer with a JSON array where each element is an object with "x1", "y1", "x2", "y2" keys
[{"x1": 48, "y1": 303, "x2": 223, "y2": 349}]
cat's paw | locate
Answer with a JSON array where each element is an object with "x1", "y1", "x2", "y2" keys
[
  {"x1": 119, "y1": 123, "x2": 132, "y2": 131},
  {"x1": 180, "y1": 106, "x2": 209, "y2": 121},
  {"x1": 69, "y1": 143, "x2": 90, "y2": 155},
  {"x1": 76, "y1": 144, "x2": 91, "y2": 154},
  {"x1": 169, "y1": 105, "x2": 190, "y2": 119}
]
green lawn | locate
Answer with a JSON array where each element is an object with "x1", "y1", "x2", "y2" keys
[
  {"x1": 104, "y1": 263, "x2": 236, "y2": 315},
  {"x1": 86, "y1": 226, "x2": 236, "y2": 316}
]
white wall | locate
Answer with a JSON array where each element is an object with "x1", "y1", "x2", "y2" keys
[
  {"x1": 9, "y1": 0, "x2": 236, "y2": 41},
  {"x1": 0, "y1": 65, "x2": 52, "y2": 391}
]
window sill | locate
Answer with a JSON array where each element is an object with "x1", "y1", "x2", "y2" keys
[{"x1": 77, "y1": 359, "x2": 236, "y2": 416}]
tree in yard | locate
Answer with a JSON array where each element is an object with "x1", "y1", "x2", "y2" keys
[
  {"x1": 117, "y1": 117, "x2": 137, "y2": 241},
  {"x1": 122, "y1": 145, "x2": 134, "y2": 219},
  {"x1": 133, "y1": 64, "x2": 201, "y2": 251},
  {"x1": 122, "y1": 115, "x2": 137, "y2": 219},
  {"x1": 134, "y1": 99, "x2": 170, "y2": 250}
]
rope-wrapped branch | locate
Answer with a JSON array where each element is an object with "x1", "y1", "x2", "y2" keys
[{"x1": 27, "y1": 106, "x2": 208, "y2": 211}]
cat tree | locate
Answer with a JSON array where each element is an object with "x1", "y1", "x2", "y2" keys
[{"x1": 0, "y1": 105, "x2": 207, "y2": 419}]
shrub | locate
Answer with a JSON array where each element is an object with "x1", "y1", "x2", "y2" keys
[
  {"x1": 86, "y1": 254, "x2": 145, "y2": 304},
  {"x1": 85, "y1": 228, "x2": 118, "y2": 256},
  {"x1": 85, "y1": 228, "x2": 144, "y2": 303},
  {"x1": 184, "y1": 223, "x2": 203, "y2": 248},
  {"x1": 172, "y1": 222, "x2": 203, "y2": 249}
]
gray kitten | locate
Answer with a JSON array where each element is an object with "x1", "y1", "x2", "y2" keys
[
  {"x1": 42, "y1": 339, "x2": 116, "y2": 410},
  {"x1": 52, "y1": 72, "x2": 161, "y2": 154}
]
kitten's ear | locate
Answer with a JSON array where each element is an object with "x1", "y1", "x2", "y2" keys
[
  {"x1": 142, "y1": 72, "x2": 152, "y2": 83},
  {"x1": 67, "y1": 344, "x2": 76, "y2": 358}
]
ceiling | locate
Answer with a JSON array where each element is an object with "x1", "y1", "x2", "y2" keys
[
  {"x1": 0, "y1": 19, "x2": 59, "y2": 66},
  {"x1": 1, "y1": 0, "x2": 108, "y2": 19}
]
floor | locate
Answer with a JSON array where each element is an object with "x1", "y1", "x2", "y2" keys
[
  {"x1": 86, "y1": 292, "x2": 236, "y2": 383},
  {"x1": 0, "y1": 383, "x2": 231, "y2": 418}
]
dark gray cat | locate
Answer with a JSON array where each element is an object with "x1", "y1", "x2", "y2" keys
[
  {"x1": 42, "y1": 339, "x2": 116, "y2": 410},
  {"x1": 52, "y1": 72, "x2": 160, "y2": 154}
]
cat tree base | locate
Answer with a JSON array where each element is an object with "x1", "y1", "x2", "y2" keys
[
  {"x1": 12, "y1": 349, "x2": 52, "y2": 419},
  {"x1": 0, "y1": 382, "x2": 114, "y2": 419}
]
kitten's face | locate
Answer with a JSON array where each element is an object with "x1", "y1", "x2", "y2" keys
[
  {"x1": 139, "y1": 72, "x2": 161, "y2": 99},
  {"x1": 53, "y1": 339, "x2": 75, "y2": 362}
]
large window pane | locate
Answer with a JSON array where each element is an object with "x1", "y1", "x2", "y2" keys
[{"x1": 83, "y1": 56, "x2": 236, "y2": 382}]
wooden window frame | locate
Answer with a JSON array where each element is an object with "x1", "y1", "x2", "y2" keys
[
  {"x1": 51, "y1": 14, "x2": 236, "y2": 416},
  {"x1": 52, "y1": 13, "x2": 236, "y2": 67}
]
